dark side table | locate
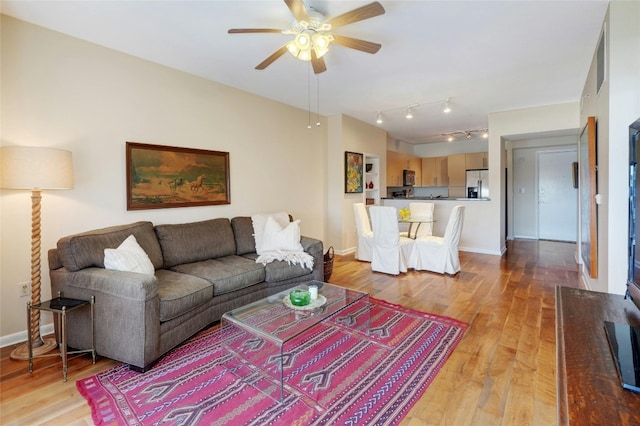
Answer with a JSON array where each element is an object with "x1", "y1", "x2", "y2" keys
[{"x1": 28, "y1": 293, "x2": 95, "y2": 382}]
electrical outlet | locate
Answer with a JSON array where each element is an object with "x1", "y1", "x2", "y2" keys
[{"x1": 19, "y1": 282, "x2": 30, "y2": 298}]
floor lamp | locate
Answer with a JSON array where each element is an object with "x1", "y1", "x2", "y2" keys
[{"x1": 0, "y1": 146, "x2": 74, "y2": 360}]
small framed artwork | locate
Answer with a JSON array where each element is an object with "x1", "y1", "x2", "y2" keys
[
  {"x1": 345, "y1": 151, "x2": 364, "y2": 193},
  {"x1": 126, "y1": 142, "x2": 230, "y2": 210}
]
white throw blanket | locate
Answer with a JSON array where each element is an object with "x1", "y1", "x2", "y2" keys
[
  {"x1": 251, "y1": 212, "x2": 314, "y2": 270},
  {"x1": 254, "y1": 249, "x2": 314, "y2": 270}
]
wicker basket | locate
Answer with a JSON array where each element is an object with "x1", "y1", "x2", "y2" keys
[{"x1": 323, "y1": 246, "x2": 334, "y2": 281}]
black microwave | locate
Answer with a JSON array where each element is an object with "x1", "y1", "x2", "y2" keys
[{"x1": 403, "y1": 169, "x2": 416, "y2": 186}]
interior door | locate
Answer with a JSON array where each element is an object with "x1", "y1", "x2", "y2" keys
[{"x1": 538, "y1": 150, "x2": 577, "y2": 241}]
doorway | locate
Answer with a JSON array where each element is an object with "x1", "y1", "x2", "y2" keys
[{"x1": 537, "y1": 149, "x2": 577, "y2": 241}]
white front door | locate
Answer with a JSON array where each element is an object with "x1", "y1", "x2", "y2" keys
[{"x1": 538, "y1": 150, "x2": 577, "y2": 241}]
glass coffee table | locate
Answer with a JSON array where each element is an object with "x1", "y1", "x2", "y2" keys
[{"x1": 220, "y1": 281, "x2": 370, "y2": 403}]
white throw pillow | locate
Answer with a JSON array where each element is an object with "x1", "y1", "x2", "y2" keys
[
  {"x1": 104, "y1": 235, "x2": 155, "y2": 275},
  {"x1": 260, "y1": 216, "x2": 304, "y2": 252},
  {"x1": 251, "y1": 212, "x2": 290, "y2": 255}
]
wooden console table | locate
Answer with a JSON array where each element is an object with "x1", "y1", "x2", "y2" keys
[{"x1": 556, "y1": 286, "x2": 640, "y2": 424}]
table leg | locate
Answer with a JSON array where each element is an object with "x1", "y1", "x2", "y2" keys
[
  {"x1": 61, "y1": 308, "x2": 68, "y2": 382},
  {"x1": 413, "y1": 222, "x2": 423, "y2": 239},
  {"x1": 27, "y1": 303, "x2": 33, "y2": 374},
  {"x1": 90, "y1": 296, "x2": 96, "y2": 364}
]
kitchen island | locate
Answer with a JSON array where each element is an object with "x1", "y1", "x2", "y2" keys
[{"x1": 382, "y1": 197, "x2": 499, "y2": 255}]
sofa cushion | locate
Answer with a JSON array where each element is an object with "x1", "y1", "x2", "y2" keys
[
  {"x1": 155, "y1": 269, "x2": 213, "y2": 322},
  {"x1": 230, "y1": 216, "x2": 256, "y2": 255},
  {"x1": 171, "y1": 255, "x2": 265, "y2": 295},
  {"x1": 154, "y1": 218, "x2": 236, "y2": 269},
  {"x1": 265, "y1": 260, "x2": 312, "y2": 282},
  {"x1": 56, "y1": 221, "x2": 163, "y2": 272}
]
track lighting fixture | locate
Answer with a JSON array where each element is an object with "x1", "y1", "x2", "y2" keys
[
  {"x1": 405, "y1": 107, "x2": 413, "y2": 119},
  {"x1": 373, "y1": 97, "x2": 452, "y2": 124},
  {"x1": 441, "y1": 129, "x2": 489, "y2": 142},
  {"x1": 443, "y1": 99, "x2": 451, "y2": 113}
]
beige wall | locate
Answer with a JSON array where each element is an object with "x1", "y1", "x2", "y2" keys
[
  {"x1": 326, "y1": 114, "x2": 387, "y2": 253},
  {"x1": 580, "y1": 1, "x2": 640, "y2": 294},
  {"x1": 0, "y1": 16, "x2": 333, "y2": 341},
  {"x1": 488, "y1": 102, "x2": 581, "y2": 254}
]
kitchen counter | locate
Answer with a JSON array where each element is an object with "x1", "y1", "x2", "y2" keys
[{"x1": 382, "y1": 197, "x2": 490, "y2": 201}]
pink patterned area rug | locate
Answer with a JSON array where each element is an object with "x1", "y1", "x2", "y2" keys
[{"x1": 77, "y1": 298, "x2": 467, "y2": 425}]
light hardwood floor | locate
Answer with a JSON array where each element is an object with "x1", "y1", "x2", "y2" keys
[{"x1": 0, "y1": 239, "x2": 581, "y2": 425}]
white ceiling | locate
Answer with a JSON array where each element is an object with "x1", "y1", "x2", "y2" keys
[{"x1": 1, "y1": 0, "x2": 609, "y2": 145}]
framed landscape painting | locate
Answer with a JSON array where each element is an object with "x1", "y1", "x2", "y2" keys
[
  {"x1": 345, "y1": 151, "x2": 364, "y2": 193},
  {"x1": 126, "y1": 142, "x2": 230, "y2": 210}
]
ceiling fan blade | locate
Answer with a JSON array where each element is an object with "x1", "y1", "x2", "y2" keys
[
  {"x1": 331, "y1": 34, "x2": 381, "y2": 54},
  {"x1": 284, "y1": 0, "x2": 310, "y2": 23},
  {"x1": 228, "y1": 28, "x2": 283, "y2": 34},
  {"x1": 325, "y1": 2, "x2": 385, "y2": 30},
  {"x1": 255, "y1": 46, "x2": 289, "y2": 70},
  {"x1": 311, "y1": 50, "x2": 327, "y2": 74}
]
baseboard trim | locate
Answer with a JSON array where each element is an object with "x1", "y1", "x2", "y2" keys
[{"x1": 0, "y1": 323, "x2": 54, "y2": 349}]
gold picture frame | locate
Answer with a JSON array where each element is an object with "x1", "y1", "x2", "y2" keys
[
  {"x1": 345, "y1": 151, "x2": 364, "y2": 193},
  {"x1": 579, "y1": 117, "x2": 597, "y2": 278},
  {"x1": 126, "y1": 142, "x2": 230, "y2": 210}
]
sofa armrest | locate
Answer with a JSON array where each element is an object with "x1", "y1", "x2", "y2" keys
[
  {"x1": 300, "y1": 236, "x2": 324, "y2": 281},
  {"x1": 66, "y1": 268, "x2": 159, "y2": 301},
  {"x1": 50, "y1": 267, "x2": 160, "y2": 369}
]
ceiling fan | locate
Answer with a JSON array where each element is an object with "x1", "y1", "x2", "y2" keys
[{"x1": 228, "y1": 0, "x2": 385, "y2": 74}]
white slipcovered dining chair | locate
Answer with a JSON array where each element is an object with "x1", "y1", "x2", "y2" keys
[
  {"x1": 353, "y1": 203, "x2": 374, "y2": 262},
  {"x1": 400, "y1": 202, "x2": 435, "y2": 239},
  {"x1": 412, "y1": 205, "x2": 465, "y2": 274},
  {"x1": 370, "y1": 206, "x2": 415, "y2": 275}
]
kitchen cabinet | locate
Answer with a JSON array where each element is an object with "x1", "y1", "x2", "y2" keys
[
  {"x1": 466, "y1": 152, "x2": 488, "y2": 169},
  {"x1": 447, "y1": 154, "x2": 466, "y2": 197},
  {"x1": 447, "y1": 154, "x2": 466, "y2": 186},
  {"x1": 422, "y1": 156, "x2": 448, "y2": 186},
  {"x1": 387, "y1": 151, "x2": 421, "y2": 187}
]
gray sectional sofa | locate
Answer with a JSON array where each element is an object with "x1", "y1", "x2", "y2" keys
[{"x1": 47, "y1": 216, "x2": 323, "y2": 371}]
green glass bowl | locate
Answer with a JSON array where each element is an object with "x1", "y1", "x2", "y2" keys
[{"x1": 289, "y1": 289, "x2": 311, "y2": 306}]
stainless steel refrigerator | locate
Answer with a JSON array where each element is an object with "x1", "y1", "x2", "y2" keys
[{"x1": 466, "y1": 169, "x2": 489, "y2": 198}]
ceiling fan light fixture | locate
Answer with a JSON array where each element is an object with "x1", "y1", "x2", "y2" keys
[
  {"x1": 466, "y1": 132, "x2": 472, "y2": 139},
  {"x1": 405, "y1": 107, "x2": 413, "y2": 119},
  {"x1": 448, "y1": 135, "x2": 454, "y2": 142},
  {"x1": 298, "y1": 49, "x2": 312, "y2": 61},
  {"x1": 482, "y1": 131, "x2": 489, "y2": 138},
  {"x1": 286, "y1": 41, "x2": 299, "y2": 55},
  {"x1": 295, "y1": 32, "x2": 312, "y2": 50},
  {"x1": 313, "y1": 33, "x2": 331, "y2": 49}
]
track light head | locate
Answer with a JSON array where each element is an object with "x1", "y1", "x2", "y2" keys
[
  {"x1": 376, "y1": 112, "x2": 383, "y2": 124},
  {"x1": 443, "y1": 99, "x2": 451, "y2": 113},
  {"x1": 405, "y1": 107, "x2": 413, "y2": 119}
]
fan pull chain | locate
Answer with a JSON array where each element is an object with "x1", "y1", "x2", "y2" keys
[
  {"x1": 316, "y1": 74, "x2": 320, "y2": 127},
  {"x1": 307, "y1": 63, "x2": 312, "y2": 129}
]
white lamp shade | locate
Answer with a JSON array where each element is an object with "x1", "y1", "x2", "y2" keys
[{"x1": 1, "y1": 146, "x2": 74, "y2": 189}]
